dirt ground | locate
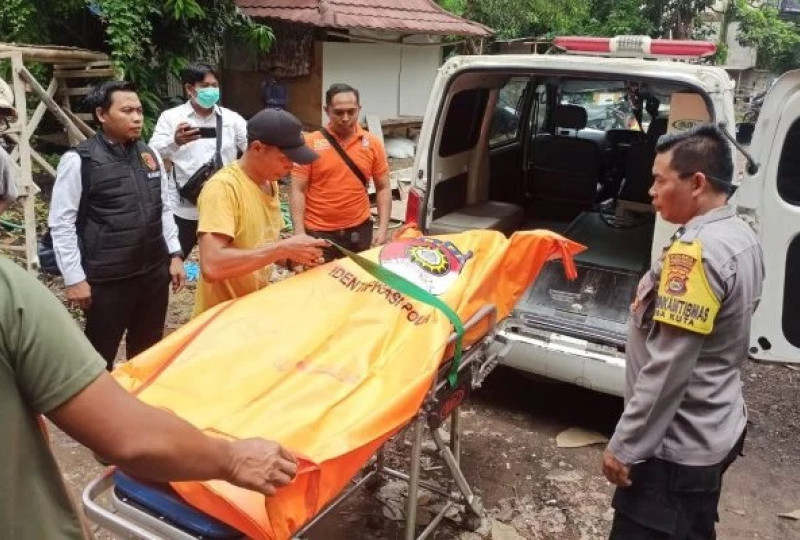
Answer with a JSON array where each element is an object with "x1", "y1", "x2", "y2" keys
[{"x1": 48, "y1": 275, "x2": 800, "y2": 539}]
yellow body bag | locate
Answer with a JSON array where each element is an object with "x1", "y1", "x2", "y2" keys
[
  {"x1": 112, "y1": 227, "x2": 583, "y2": 539},
  {"x1": 653, "y1": 239, "x2": 720, "y2": 335}
]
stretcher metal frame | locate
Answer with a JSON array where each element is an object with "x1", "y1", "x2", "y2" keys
[{"x1": 82, "y1": 304, "x2": 508, "y2": 540}]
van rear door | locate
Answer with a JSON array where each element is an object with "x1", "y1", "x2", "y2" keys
[{"x1": 744, "y1": 70, "x2": 800, "y2": 364}]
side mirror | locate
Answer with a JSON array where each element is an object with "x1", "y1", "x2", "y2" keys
[{"x1": 736, "y1": 122, "x2": 755, "y2": 145}]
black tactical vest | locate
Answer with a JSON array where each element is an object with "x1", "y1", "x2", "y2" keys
[{"x1": 76, "y1": 135, "x2": 168, "y2": 282}]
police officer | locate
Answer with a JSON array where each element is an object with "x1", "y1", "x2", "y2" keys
[
  {"x1": 49, "y1": 81, "x2": 186, "y2": 370},
  {"x1": 603, "y1": 124, "x2": 764, "y2": 539}
]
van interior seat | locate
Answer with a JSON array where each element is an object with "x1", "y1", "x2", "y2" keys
[
  {"x1": 429, "y1": 200, "x2": 525, "y2": 236},
  {"x1": 620, "y1": 117, "x2": 669, "y2": 204},
  {"x1": 529, "y1": 104, "x2": 601, "y2": 215}
]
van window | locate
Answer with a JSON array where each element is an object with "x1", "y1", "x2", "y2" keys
[
  {"x1": 531, "y1": 84, "x2": 548, "y2": 135},
  {"x1": 560, "y1": 81, "x2": 635, "y2": 131},
  {"x1": 489, "y1": 77, "x2": 529, "y2": 147},
  {"x1": 777, "y1": 118, "x2": 800, "y2": 206},
  {"x1": 439, "y1": 89, "x2": 489, "y2": 157}
]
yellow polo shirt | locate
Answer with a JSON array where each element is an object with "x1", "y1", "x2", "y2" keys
[{"x1": 194, "y1": 161, "x2": 283, "y2": 316}]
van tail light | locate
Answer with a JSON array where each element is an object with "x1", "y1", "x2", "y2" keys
[
  {"x1": 552, "y1": 35, "x2": 716, "y2": 59},
  {"x1": 405, "y1": 187, "x2": 422, "y2": 225}
]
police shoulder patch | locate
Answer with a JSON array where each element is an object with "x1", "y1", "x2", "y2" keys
[
  {"x1": 652, "y1": 239, "x2": 720, "y2": 335},
  {"x1": 141, "y1": 152, "x2": 158, "y2": 171}
]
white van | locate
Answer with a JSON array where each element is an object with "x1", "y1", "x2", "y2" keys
[{"x1": 405, "y1": 37, "x2": 800, "y2": 396}]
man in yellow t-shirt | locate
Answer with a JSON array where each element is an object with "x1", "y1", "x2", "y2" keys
[{"x1": 194, "y1": 108, "x2": 328, "y2": 315}]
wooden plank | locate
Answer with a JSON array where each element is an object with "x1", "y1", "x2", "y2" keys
[
  {"x1": 0, "y1": 43, "x2": 109, "y2": 63},
  {"x1": 58, "y1": 87, "x2": 93, "y2": 96},
  {"x1": 63, "y1": 108, "x2": 95, "y2": 137},
  {"x1": 380, "y1": 116, "x2": 423, "y2": 128},
  {"x1": 72, "y1": 112, "x2": 94, "y2": 122},
  {"x1": 5, "y1": 133, "x2": 51, "y2": 184},
  {"x1": 17, "y1": 65, "x2": 85, "y2": 144},
  {"x1": 10, "y1": 52, "x2": 38, "y2": 272},
  {"x1": 54, "y1": 61, "x2": 114, "y2": 69},
  {"x1": 25, "y1": 77, "x2": 59, "y2": 142},
  {"x1": 53, "y1": 68, "x2": 116, "y2": 79}
]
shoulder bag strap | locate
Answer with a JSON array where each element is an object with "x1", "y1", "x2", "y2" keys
[
  {"x1": 213, "y1": 112, "x2": 223, "y2": 167},
  {"x1": 319, "y1": 127, "x2": 369, "y2": 190}
]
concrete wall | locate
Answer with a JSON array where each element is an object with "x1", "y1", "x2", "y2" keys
[
  {"x1": 321, "y1": 42, "x2": 441, "y2": 123},
  {"x1": 221, "y1": 40, "x2": 442, "y2": 128},
  {"x1": 725, "y1": 22, "x2": 758, "y2": 71}
]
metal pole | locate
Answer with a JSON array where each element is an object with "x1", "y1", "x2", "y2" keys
[
  {"x1": 450, "y1": 406, "x2": 461, "y2": 465},
  {"x1": 404, "y1": 416, "x2": 425, "y2": 540}
]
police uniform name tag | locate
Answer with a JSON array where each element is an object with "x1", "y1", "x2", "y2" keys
[{"x1": 653, "y1": 240, "x2": 720, "y2": 335}]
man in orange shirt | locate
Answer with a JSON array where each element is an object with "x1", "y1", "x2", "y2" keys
[{"x1": 290, "y1": 83, "x2": 391, "y2": 261}]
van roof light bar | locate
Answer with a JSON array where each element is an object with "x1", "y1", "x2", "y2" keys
[{"x1": 552, "y1": 36, "x2": 717, "y2": 59}]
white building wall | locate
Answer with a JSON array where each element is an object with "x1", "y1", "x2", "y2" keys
[
  {"x1": 725, "y1": 21, "x2": 758, "y2": 70},
  {"x1": 321, "y1": 42, "x2": 441, "y2": 122}
]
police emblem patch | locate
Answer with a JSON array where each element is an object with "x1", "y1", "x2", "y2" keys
[
  {"x1": 654, "y1": 240, "x2": 720, "y2": 335},
  {"x1": 664, "y1": 252, "x2": 696, "y2": 296},
  {"x1": 379, "y1": 238, "x2": 473, "y2": 296},
  {"x1": 141, "y1": 153, "x2": 158, "y2": 171}
]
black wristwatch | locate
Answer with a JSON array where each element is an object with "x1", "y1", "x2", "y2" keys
[{"x1": 170, "y1": 250, "x2": 185, "y2": 260}]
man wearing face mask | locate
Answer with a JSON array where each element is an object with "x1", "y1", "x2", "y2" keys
[{"x1": 150, "y1": 62, "x2": 247, "y2": 257}]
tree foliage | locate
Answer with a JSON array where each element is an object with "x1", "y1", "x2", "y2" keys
[
  {"x1": 734, "y1": 0, "x2": 800, "y2": 73},
  {"x1": 437, "y1": 0, "x2": 717, "y2": 40},
  {"x1": 0, "y1": 0, "x2": 273, "y2": 133},
  {"x1": 437, "y1": 0, "x2": 800, "y2": 72}
]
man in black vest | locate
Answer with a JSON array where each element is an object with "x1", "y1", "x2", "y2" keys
[{"x1": 49, "y1": 81, "x2": 186, "y2": 370}]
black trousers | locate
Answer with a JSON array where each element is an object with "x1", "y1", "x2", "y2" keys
[
  {"x1": 84, "y1": 264, "x2": 170, "y2": 371},
  {"x1": 609, "y1": 430, "x2": 746, "y2": 540},
  {"x1": 174, "y1": 215, "x2": 198, "y2": 257},
  {"x1": 305, "y1": 218, "x2": 373, "y2": 262}
]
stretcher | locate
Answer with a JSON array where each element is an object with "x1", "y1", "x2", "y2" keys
[
  {"x1": 80, "y1": 228, "x2": 582, "y2": 539},
  {"x1": 83, "y1": 304, "x2": 506, "y2": 539}
]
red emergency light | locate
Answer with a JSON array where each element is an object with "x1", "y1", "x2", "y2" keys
[{"x1": 552, "y1": 36, "x2": 717, "y2": 59}]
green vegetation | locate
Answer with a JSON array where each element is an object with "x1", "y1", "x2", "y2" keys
[{"x1": 0, "y1": 0, "x2": 273, "y2": 133}]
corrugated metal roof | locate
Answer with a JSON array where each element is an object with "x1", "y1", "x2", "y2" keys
[{"x1": 236, "y1": 0, "x2": 493, "y2": 37}]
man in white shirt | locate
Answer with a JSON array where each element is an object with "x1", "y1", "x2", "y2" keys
[
  {"x1": 49, "y1": 81, "x2": 186, "y2": 370},
  {"x1": 0, "y1": 80, "x2": 19, "y2": 215},
  {"x1": 150, "y1": 62, "x2": 247, "y2": 257}
]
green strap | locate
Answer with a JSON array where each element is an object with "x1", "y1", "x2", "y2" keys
[{"x1": 330, "y1": 242, "x2": 465, "y2": 387}]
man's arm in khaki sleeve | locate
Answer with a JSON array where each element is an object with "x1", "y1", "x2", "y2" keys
[{"x1": 48, "y1": 373, "x2": 298, "y2": 495}]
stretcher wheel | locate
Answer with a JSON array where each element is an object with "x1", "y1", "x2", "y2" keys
[{"x1": 461, "y1": 509, "x2": 483, "y2": 531}]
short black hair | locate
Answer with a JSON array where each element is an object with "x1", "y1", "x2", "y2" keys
[
  {"x1": 86, "y1": 80, "x2": 137, "y2": 122},
  {"x1": 181, "y1": 62, "x2": 218, "y2": 86},
  {"x1": 655, "y1": 123, "x2": 734, "y2": 194},
  {"x1": 325, "y1": 83, "x2": 360, "y2": 106}
]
